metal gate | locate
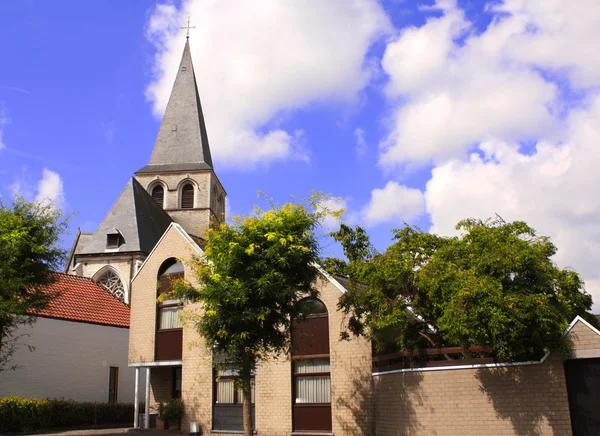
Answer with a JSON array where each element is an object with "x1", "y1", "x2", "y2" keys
[{"x1": 564, "y1": 358, "x2": 600, "y2": 436}]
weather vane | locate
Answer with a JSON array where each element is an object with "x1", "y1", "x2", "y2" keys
[{"x1": 181, "y1": 15, "x2": 196, "y2": 39}]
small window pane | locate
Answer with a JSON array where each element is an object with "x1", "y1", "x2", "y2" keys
[
  {"x1": 295, "y1": 375, "x2": 331, "y2": 403},
  {"x1": 159, "y1": 306, "x2": 182, "y2": 329},
  {"x1": 216, "y1": 379, "x2": 235, "y2": 404},
  {"x1": 298, "y1": 299, "x2": 328, "y2": 316},
  {"x1": 294, "y1": 358, "x2": 330, "y2": 374}
]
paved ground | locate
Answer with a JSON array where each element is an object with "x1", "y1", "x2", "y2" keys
[{"x1": 26, "y1": 429, "x2": 181, "y2": 436}]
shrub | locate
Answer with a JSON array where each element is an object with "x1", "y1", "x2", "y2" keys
[
  {"x1": 0, "y1": 397, "x2": 134, "y2": 433},
  {"x1": 158, "y1": 398, "x2": 184, "y2": 422}
]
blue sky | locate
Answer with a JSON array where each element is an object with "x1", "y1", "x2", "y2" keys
[{"x1": 2, "y1": 0, "x2": 600, "y2": 307}]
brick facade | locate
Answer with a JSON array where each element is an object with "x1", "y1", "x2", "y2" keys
[
  {"x1": 129, "y1": 225, "x2": 374, "y2": 434},
  {"x1": 130, "y1": 223, "x2": 598, "y2": 436},
  {"x1": 373, "y1": 319, "x2": 600, "y2": 436},
  {"x1": 374, "y1": 353, "x2": 572, "y2": 436}
]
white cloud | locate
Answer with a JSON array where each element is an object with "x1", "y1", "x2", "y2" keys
[
  {"x1": 35, "y1": 169, "x2": 65, "y2": 208},
  {"x1": 425, "y1": 95, "x2": 600, "y2": 309},
  {"x1": 499, "y1": 0, "x2": 600, "y2": 88},
  {"x1": 354, "y1": 128, "x2": 368, "y2": 158},
  {"x1": 146, "y1": 0, "x2": 392, "y2": 169},
  {"x1": 378, "y1": 0, "x2": 570, "y2": 169},
  {"x1": 318, "y1": 196, "x2": 349, "y2": 231},
  {"x1": 362, "y1": 181, "x2": 425, "y2": 226}
]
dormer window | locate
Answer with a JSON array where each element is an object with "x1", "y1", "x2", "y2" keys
[
  {"x1": 181, "y1": 183, "x2": 194, "y2": 209},
  {"x1": 106, "y1": 230, "x2": 123, "y2": 249},
  {"x1": 151, "y1": 185, "x2": 165, "y2": 208}
]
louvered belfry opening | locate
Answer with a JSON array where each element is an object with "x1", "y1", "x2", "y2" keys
[
  {"x1": 151, "y1": 185, "x2": 164, "y2": 207},
  {"x1": 181, "y1": 183, "x2": 194, "y2": 209}
]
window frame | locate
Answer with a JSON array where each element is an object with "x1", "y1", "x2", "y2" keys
[
  {"x1": 180, "y1": 183, "x2": 195, "y2": 209},
  {"x1": 291, "y1": 298, "x2": 332, "y2": 432},
  {"x1": 212, "y1": 364, "x2": 256, "y2": 431},
  {"x1": 108, "y1": 366, "x2": 119, "y2": 403},
  {"x1": 151, "y1": 184, "x2": 165, "y2": 208}
]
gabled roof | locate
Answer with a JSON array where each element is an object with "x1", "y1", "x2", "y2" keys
[
  {"x1": 136, "y1": 39, "x2": 213, "y2": 174},
  {"x1": 32, "y1": 273, "x2": 130, "y2": 328},
  {"x1": 132, "y1": 222, "x2": 203, "y2": 282},
  {"x1": 78, "y1": 177, "x2": 173, "y2": 255}
]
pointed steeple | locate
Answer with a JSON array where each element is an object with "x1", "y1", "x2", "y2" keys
[{"x1": 137, "y1": 39, "x2": 213, "y2": 174}]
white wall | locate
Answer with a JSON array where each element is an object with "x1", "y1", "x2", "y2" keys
[{"x1": 0, "y1": 317, "x2": 134, "y2": 403}]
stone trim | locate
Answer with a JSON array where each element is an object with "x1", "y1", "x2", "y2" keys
[
  {"x1": 131, "y1": 223, "x2": 202, "y2": 282},
  {"x1": 129, "y1": 360, "x2": 182, "y2": 367}
]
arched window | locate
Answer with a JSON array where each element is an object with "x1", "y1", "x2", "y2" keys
[
  {"x1": 181, "y1": 183, "x2": 194, "y2": 209},
  {"x1": 292, "y1": 298, "x2": 331, "y2": 432},
  {"x1": 151, "y1": 185, "x2": 164, "y2": 208},
  {"x1": 212, "y1": 185, "x2": 218, "y2": 210},
  {"x1": 156, "y1": 259, "x2": 184, "y2": 361},
  {"x1": 97, "y1": 269, "x2": 125, "y2": 302},
  {"x1": 217, "y1": 194, "x2": 224, "y2": 217}
]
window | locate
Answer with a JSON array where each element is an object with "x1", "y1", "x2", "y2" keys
[
  {"x1": 181, "y1": 183, "x2": 194, "y2": 209},
  {"x1": 151, "y1": 185, "x2": 165, "y2": 207},
  {"x1": 294, "y1": 359, "x2": 331, "y2": 404},
  {"x1": 108, "y1": 367, "x2": 119, "y2": 403},
  {"x1": 155, "y1": 259, "x2": 184, "y2": 361},
  {"x1": 158, "y1": 306, "x2": 183, "y2": 330},
  {"x1": 292, "y1": 298, "x2": 332, "y2": 432},
  {"x1": 97, "y1": 270, "x2": 125, "y2": 301},
  {"x1": 106, "y1": 232, "x2": 123, "y2": 249},
  {"x1": 213, "y1": 365, "x2": 255, "y2": 432},
  {"x1": 212, "y1": 185, "x2": 218, "y2": 210},
  {"x1": 157, "y1": 260, "x2": 183, "y2": 330},
  {"x1": 173, "y1": 367, "x2": 182, "y2": 399},
  {"x1": 217, "y1": 194, "x2": 224, "y2": 217}
]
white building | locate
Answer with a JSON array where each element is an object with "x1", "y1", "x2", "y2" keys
[{"x1": 0, "y1": 273, "x2": 134, "y2": 403}]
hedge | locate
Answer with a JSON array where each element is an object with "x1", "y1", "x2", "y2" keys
[{"x1": 0, "y1": 397, "x2": 134, "y2": 433}]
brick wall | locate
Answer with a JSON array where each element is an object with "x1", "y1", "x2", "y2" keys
[
  {"x1": 129, "y1": 225, "x2": 201, "y2": 364},
  {"x1": 254, "y1": 354, "x2": 293, "y2": 436},
  {"x1": 177, "y1": 273, "x2": 374, "y2": 436},
  {"x1": 372, "y1": 319, "x2": 600, "y2": 436},
  {"x1": 150, "y1": 367, "x2": 173, "y2": 407},
  {"x1": 318, "y1": 278, "x2": 375, "y2": 436},
  {"x1": 374, "y1": 353, "x2": 572, "y2": 436},
  {"x1": 568, "y1": 319, "x2": 600, "y2": 351}
]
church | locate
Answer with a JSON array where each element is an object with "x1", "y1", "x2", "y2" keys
[
  {"x1": 66, "y1": 38, "x2": 373, "y2": 435},
  {"x1": 63, "y1": 34, "x2": 600, "y2": 436}
]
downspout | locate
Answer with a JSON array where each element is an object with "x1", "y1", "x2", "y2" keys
[{"x1": 129, "y1": 254, "x2": 134, "y2": 305}]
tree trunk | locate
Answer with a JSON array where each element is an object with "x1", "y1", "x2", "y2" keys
[{"x1": 242, "y1": 363, "x2": 253, "y2": 436}]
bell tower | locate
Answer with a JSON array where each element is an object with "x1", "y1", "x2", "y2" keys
[{"x1": 135, "y1": 39, "x2": 226, "y2": 239}]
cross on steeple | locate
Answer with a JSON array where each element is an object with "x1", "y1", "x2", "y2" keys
[{"x1": 181, "y1": 16, "x2": 195, "y2": 39}]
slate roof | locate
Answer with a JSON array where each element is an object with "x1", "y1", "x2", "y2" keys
[
  {"x1": 137, "y1": 39, "x2": 213, "y2": 174},
  {"x1": 32, "y1": 273, "x2": 130, "y2": 328},
  {"x1": 78, "y1": 177, "x2": 173, "y2": 255}
]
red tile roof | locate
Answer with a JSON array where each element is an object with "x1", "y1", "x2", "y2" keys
[{"x1": 32, "y1": 272, "x2": 130, "y2": 328}]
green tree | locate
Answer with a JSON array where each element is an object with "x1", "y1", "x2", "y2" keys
[
  {"x1": 0, "y1": 198, "x2": 69, "y2": 371},
  {"x1": 334, "y1": 217, "x2": 596, "y2": 360},
  {"x1": 171, "y1": 196, "x2": 334, "y2": 436}
]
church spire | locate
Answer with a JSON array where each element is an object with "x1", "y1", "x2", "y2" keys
[{"x1": 137, "y1": 39, "x2": 213, "y2": 174}]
